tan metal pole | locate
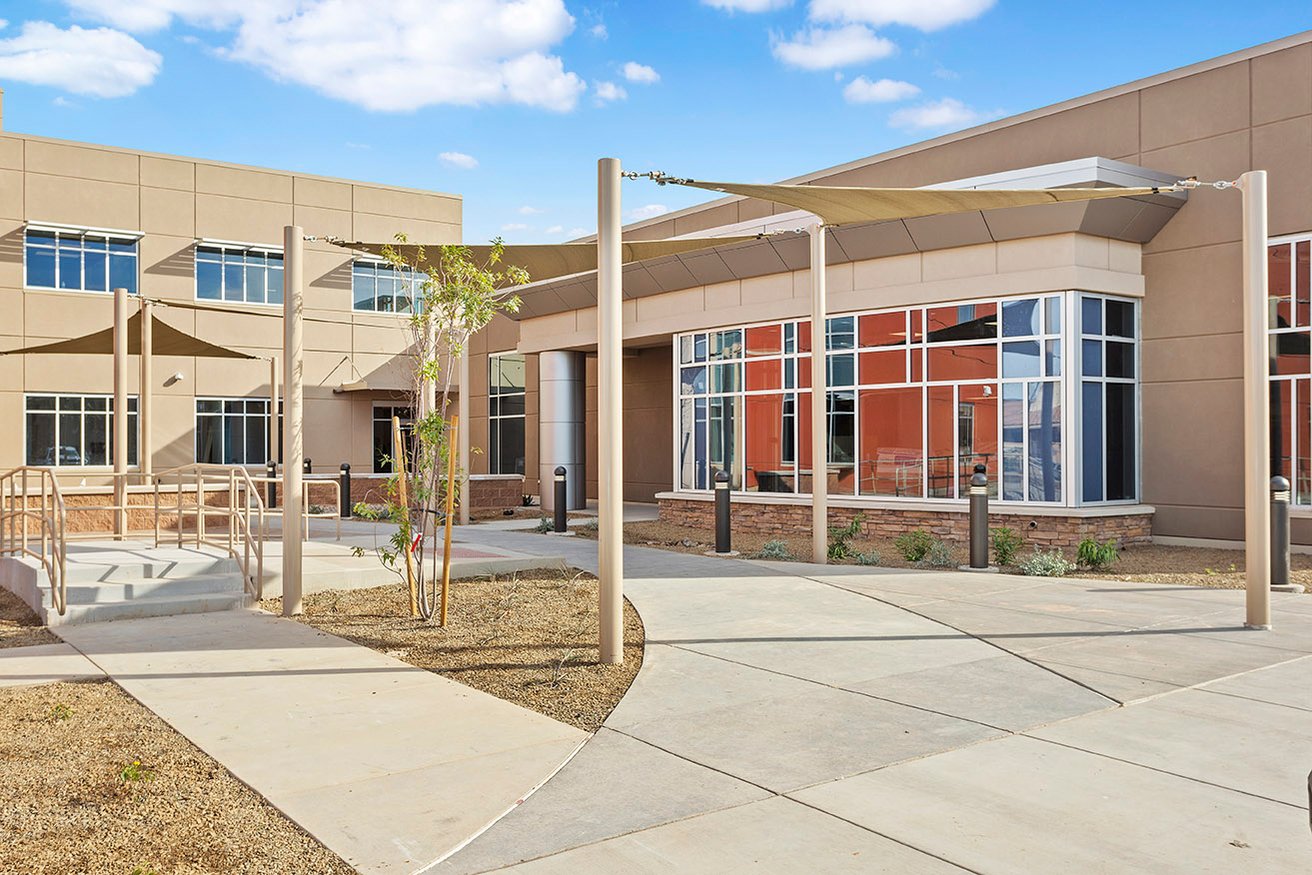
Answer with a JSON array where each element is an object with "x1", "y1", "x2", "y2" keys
[
  {"x1": 1240, "y1": 171, "x2": 1272, "y2": 629},
  {"x1": 281, "y1": 226, "x2": 304, "y2": 617},
  {"x1": 809, "y1": 224, "x2": 828, "y2": 564},
  {"x1": 597, "y1": 157, "x2": 624, "y2": 665},
  {"x1": 458, "y1": 344, "x2": 471, "y2": 526},
  {"x1": 139, "y1": 298, "x2": 153, "y2": 479},
  {"x1": 113, "y1": 286, "x2": 128, "y2": 539},
  {"x1": 269, "y1": 355, "x2": 279, "y2": 465}
]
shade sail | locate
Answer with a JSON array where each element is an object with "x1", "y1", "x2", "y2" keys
[
  {"x1": 664, "y1": 179, "x2": 1180, "y2": 226},
  {"x1": 1, "y1": 311, "x2": 258, "y2": 359},
  {"x1": 336, "y1": 236, "x2": 768, "y2": 286}
]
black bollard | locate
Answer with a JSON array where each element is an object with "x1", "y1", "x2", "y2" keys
[
  {"x1": 266, "y1": 460, "x2": 277, "y2": 508},
  {"x1": 714, "y1": 469, "x2": 732, "y2": 554},
  {"x1": 303, "y1": 458, "x2": 313, "y2": 475},
  {"x1": 340, "y1": 463, "x2": 352, "y2": 518},
  {"x1": 969, "y1": 463, "x2": 988, "y2": 569},
  {"x1": 1272, "y1": 476, "x2": 1295, "y2": 591},
  {"x1": 553, "y1": 466, "x2": 568, "y2": 533}
]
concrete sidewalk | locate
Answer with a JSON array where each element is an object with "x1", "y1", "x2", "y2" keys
[
  {"x1": 52, "y1": 609, "x2": 586, "y2": 875},
  {"x1": 442, "y1": 528, "x2": 1312, "y2": 873}
]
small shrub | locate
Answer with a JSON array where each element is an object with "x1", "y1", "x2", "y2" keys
[
  {"x1": 309, "y1": 504, "x2": 326, "y2": 515},
  {"x1": 49, "y1": 703, "x2": 73, "y2": 721},
  {"x1": 577, "y1": 520, "x2": 599, "y2": 532},
  {"x1": 1017, "y1": 548, "x2": 1075, "y2": 578},
  {"x1": 856, "y1": 549, "x2": 882, "y2": 566},
  {"x1": 118, "y1": 759, "x2": 154, "y2": 785},
  {"x1": 534, "y1": 516, "x2": 554, "y2": 533},
  {"x1": 1076, "y1": 537, "x2": 1119, "y2": 571},
  {"x1": 755, "y1": 539, "x2": 794, "y2": 561},
  {"x1": 991, "y1": 527, "x2": 1023, "y2": 566},
  {"x1": 827, "y1": 513, "x2": 864, "y2": 561},
  {"x1": 521, "y1": 493, "x2": 536, "y2": 507},
  {"x1": 894, "y1": 529, "x2": 934, "y2": 562},
  {"x1": 916, "y1": 539, "x2": 955, "y2": 568}
]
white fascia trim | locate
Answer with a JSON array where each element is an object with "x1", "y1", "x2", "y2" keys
[
  {"x1": 196, "y1": 237, "x2": 284, "y2": 254},
  {"x1": 654, "y1": 490, "x2": 1155, "y2": 518},
  {"x1": 26, "y1": 220, "x2": 144, "y2": 239}
]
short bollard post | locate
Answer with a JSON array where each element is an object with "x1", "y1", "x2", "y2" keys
[
  {"x1": 339, "y1": 463, "x2": 351, "y2": 518},
  {"x1": 553, "y1": 466, "x2": 568, "y2": 533},
  {"x1": 1271, "y1": 476, "x2": 1304, "y2": 593},
  {"x1": 266, "y1": 460, "x2": 277, "y2": 508},
  {"x1": 969, "y1": 463, "x2": 989, "y2": 570},
  {"x1": 303, "y1": 458, "x2": 313, "y2": 475},
  {"x1": 714, "y1": 469, "x2": 732, "y2": 554}
]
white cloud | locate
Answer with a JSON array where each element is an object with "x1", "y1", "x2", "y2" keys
[
  {"x1": 843, "y1": 76, "x2": 918, "y2": 103},
  {"x1": 889, "y1": 97, "x2": 991, "y2": 130},
  {"x1": 52, "y1": 95, "x2": 79, "y2": 107},
  {"x1": 545, "y1": 224, "x2": 565, "y2": 234},
  {"x1": 627, "y1": 204, "x2": 668, "y2": 222},
  {"x1": 518, "y1": 205, "x2": 545, "y2": 215},
  {"x1": 810, "y1": 0, "x2": 995, "y2": 31},
  {"x1": 622, "y1": 61, "x2": 659, "y2": 84},
  {"x1": 0, "y1": 21, "x2": 161, "y2": 97},
  {"x1": 771, "y1": 24, "x2": 894, "y2": 70},
  {"x1": 589, "y1": 22, "x2": 607, "y2": 39},
  {"x1": 593, "y1": 80, "x2": 627, "y2": 103},
  {"x1": 702, "y1": 0, "x2": 792, "y2": 11},
  {"x1": 501, "y1": 222, "x2": 529, "y2": 231},
  {"x1": 62, "y1": 0, "x2": 587, "y2": 112},
  {"x1": 566, "y1": 227, "x2": 588, "y2": 237},
  {"x1": 439, "y1": 151, "x2": 479, "y2": 169}
]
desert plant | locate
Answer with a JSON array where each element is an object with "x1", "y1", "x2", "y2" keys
[
  {"x1": 521, "y1": 493, "x2": 536, "y2": 507},
  {"x1": 894, "y1": 529, "x2": 934, "y2": 562},
  {"x1": 1076, "y1": 537, "x2": 1119, "y2": 571},
  {"x1": 49, "y1": 703, "x2": 72, "y2": 721},
  {"x1": 991, "y1": 526, "x2": 1023, "y2": 566},
  {"x1": 754, "y1": 539, "x2": 795, "y2": 561},
  {"x1": 118, "y1": 759, "x2": 154, "y2": 784},
  {"x1": 856, "y1": 549, "x2": 882, "y2": 566},
  {"x1": 827, "y1": 514, "x2": 864, "y2": 561},
  {"x1": 1017, "y1": 547, "x2": 1075, "y2": 577},
  {"x1": 534, "y1": 516, "x2": 554, "y2": 533},
  {"x1": 916, "y1": 539, "x2": 955, "y2": 568}
]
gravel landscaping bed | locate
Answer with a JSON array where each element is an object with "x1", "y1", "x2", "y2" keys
[
  {"x1": 583, "y1": 519, "x2": 1312, "y2": 592},
  {"x1": 262, "y1": 569, "x2": 643, "y2": 732},
  {"x1": 0, "y1": 679, "x2": 352, "y2": 875},
  {"x1": 0, "y1": 587, "x2": 58, "y2": 649}
]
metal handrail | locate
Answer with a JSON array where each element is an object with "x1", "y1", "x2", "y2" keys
[
  {"x1": 250, "y1": 475, "x2": 342, "y2": 542},
  {"x1": 0, "y1": 467, "x2": 68, "y2": 616},
  {"x1": 152, "y1": 464, "x2": 267, "y2": 600}
]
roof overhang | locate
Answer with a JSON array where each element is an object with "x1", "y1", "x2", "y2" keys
[{"x1": 508, "y1": 157, "x2": 1186, "y2": 321}]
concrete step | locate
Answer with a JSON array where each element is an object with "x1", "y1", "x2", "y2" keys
[
  {"x1": 50, "y1": 591, "x2": 249, "y2": 626},
  {"x1": 61, "y1": 556, "x2": 238, "y2": 584},
  {"x1": 64, "y1": 573, "x2": 245, "y2": 605}
]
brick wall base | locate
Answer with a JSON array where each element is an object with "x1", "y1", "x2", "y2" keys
[{"x1": 658, "y1": 496, "x2": 1153, "y2": 550}]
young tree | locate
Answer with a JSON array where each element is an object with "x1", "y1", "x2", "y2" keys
[{"x1": 358, "y1": 235, "x2": 525, "y2": 620}]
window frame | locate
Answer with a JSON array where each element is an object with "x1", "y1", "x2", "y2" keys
[
  {"x1": 488, "y1": 352, "x2": 528, "y2": 476},
  {"x1": 24, "y1": 393, "x2": 139, "y2": 469},
  {"x1": 372, "y1": 404, "x2": 414, "y2": 474},
  {"x1": 194, "y1": 397, "x2": 282, "y2": 467},
  {"x1": 351, "y1": 257, "x2": 425, "y2": 315},
  {"x1": 1267, "y1": 231, "x2": 1312, "y2": 506},
  {"x1": 23, "y1": 223, "x2": 142, "y2": 296},
  {"x1": 194, "y1": 240, "x2": 285, "y2": 308}
]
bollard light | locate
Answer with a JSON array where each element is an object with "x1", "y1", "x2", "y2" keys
[
  {"x1": 1271, "y1": 476, "x2": 1304, "y2": 593},
  {"x1": 340, "y1": 463, "x2": 351, "y2": 518},
  {"x1": 303, "y1": 458, "x2": 313, "y2": 475},
  {"x1": 714, "y1": 468, "x2": 733, "y2": 555},
  {"x1": 266, "y1": 460, "x2": 277, "y2": 509},
  {"x1": 553, "y1": 466, "x2": 568, "y2": 533},
  {"x1": 968, "y1": 463, "x2": 989, "y2": 570}
]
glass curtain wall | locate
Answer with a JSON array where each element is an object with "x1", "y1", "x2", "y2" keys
[{"x1": 676, "y1": 291, "x2": 1138, "y2": 506}]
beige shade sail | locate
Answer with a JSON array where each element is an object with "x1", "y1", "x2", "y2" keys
[
  {"x1": 1, "y1": 310, "x2": 258, "y2": 359},
  {"x1": 664, "y1": 179, "x2": 1181, "y2": 226},
  {"x1": 336, "y1": 236, "x2": 768, "y2": 285}
]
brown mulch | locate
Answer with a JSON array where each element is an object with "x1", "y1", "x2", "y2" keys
[
  {"x1": 0, "y1": 587, "x2": 58, "y2": 649},
  {"x1": 262, "y1": 570, "x2": 643, "y2": 732},
  {"x1": 575, "y1": 519, "x2": 1312, "y2": 593},
  {"x1": 0, "y1": 680, "x2": 353, "y2": 875}
]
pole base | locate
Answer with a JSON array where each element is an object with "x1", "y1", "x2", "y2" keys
[
  {"x1": 1271, "y1": 583, "x2": 1305, "y2": 593},
  {"x1": 705, "y1": 549, "x2": 741, "y2": 557},
  {"x1": 549, "y1": 530, "x2": 577, "y2": 537},
  {"x1": 958, "y1": 564, "x2": 1000, "y2": 574},
  {"x1": 1244, "y1": 623, "x2": 1273, "y2": 631}
]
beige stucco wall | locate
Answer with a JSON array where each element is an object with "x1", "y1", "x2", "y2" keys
[{"x1": 0, "y1": 130, "x2": 461, "y2": 474}]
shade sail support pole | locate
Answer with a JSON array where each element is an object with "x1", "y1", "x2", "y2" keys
[
  {"x1": 113, "y1": 286, "x2": 128, "y2": 539},
  {"x1": 282, "y1": 225, "x2": 305, "y2": 617},
  {"x1": 1240, "y1": 171, "x2": 1271, "y2": 630},
  {"x1": 140, "y1": 298, "x2": 153, "y2": 480},
  {"x1": 809, "y1": 223, "x2": 828, "y2": 565},
  {"x1": 598, "y1": 157, "x2": 624, "y2": 665}
]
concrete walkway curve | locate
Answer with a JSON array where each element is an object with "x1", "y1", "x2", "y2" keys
[{"x1": 440, "y1": 527, "x2": 1312, "y2": 874}]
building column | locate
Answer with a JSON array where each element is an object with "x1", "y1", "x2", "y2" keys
[{"x1": 538, "y1": 350, "x2": 586, "y2": 511}]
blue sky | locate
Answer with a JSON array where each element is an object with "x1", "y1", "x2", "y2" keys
[{"x1": 0, "y1": 1, "x2": 1309, "y2": 244}]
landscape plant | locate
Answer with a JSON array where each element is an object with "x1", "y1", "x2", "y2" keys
[
  {"x1": 1076, "y1": 537, "x2": 1119, "y2": 571},
  {"x1": 827, "y1": 514, "x2": 865, "y2": 561},
  {"x1": 894, "y1": 529, "x2": 934, "y2": 563},
  {"x1": 754, "y1": 539, "x2": 795, "y2": 561},
  {"x1": 916, "y1": 539, "x2": 955, "y2": 568},
  {"x1": 991, "y1": 526, "x2": 1023, "y2": 566},
  {"x1": 856, "y1": 549, "x2": 882, "y2": 566},
  {"x1": 1017, "y1": 548, "x2": 1075, "y2": 577}
]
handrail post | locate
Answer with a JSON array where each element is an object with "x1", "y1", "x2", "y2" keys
[
  {"x1": 227, "y1": 468, "x2": 236, "y2": 555},
  {"x1": 176, "y1": 478, "x2": 183, "y2": 547},
  {"x1": 196, "y1": 468, "x2": 205, "y2": 546},
  {"x1": 21, "y1": 468, "x2": 28, "y2": 553},
  {"x1": 153, "y1": 477, "x2": 160, "y2": 548}
]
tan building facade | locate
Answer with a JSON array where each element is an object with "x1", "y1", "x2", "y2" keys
[
  {"x1": 0, "y1": 94, "x2": 460, "y2": 493},
  {"x1": 468, "y1": 30, "x2": 1312, "y2": 547}
]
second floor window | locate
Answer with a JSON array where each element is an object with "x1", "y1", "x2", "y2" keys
[
  {"x1": 196, "y1": 245, "x2": 284, "y2": 305},
  {"x1": 353, "y1": 260, "x2": 423, "y2": 314},
  {"x1": 25, "y1": 228, "x2": 138, "y2": 294}
]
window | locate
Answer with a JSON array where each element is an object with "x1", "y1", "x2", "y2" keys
[
  {"x1": 352, "y1": 260, "x2": 424, "y2": 313},
  {"x1": 196, "y1": 245, "x2": 283, "y2": 305},
  {"x1": 1269, "y1": 235, "x2": 1312, "y2": 504},
  {"x1": 25, "y1": 228, "x2": 138, "y2": 294},
  {"x1": 196, "y1": 399, "x2": 280, "y2": 465},
  {"x1": 373, "y1": 405, "x2": 413, "y2": 474},
  {"x1": 26, "y1": 394, "x2": 137, "y2": 467},
  {"x1": 489, "y1": 353, "x2": 526, "y2": 475},
  {"x1": 677, "y1": 291, "x2": 1138, "y2": 506}
]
